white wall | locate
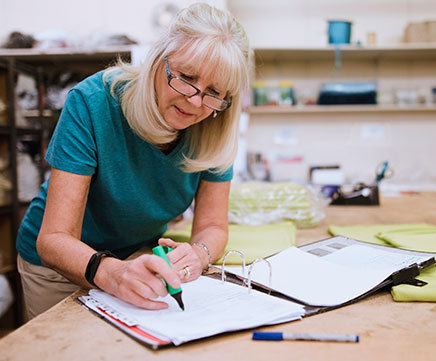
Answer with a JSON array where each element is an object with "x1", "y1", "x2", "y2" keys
[
  {"x1": 0, "y1": 0, "x2": 226, "y2": 45},
  {"x1": 2, "y1": 0, "x2": 435, "y2": 48},
  {"x1": 228, "y1": 0, "x2": 436, "y2": 47}
]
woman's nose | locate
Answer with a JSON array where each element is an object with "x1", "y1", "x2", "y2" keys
[{"x1": 187, "y1": 93, "x2": 203, "y2": 108}]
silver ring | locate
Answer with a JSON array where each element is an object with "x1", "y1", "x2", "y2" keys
[{"x1": 183, "y1": 266, "x2": 190, "y2": 279}]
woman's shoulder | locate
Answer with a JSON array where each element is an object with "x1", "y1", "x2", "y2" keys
[
  {"x1": 68, "y1": 70, "x2": 123, "y2": 107},
  {"x1": 72, "y1": 71, "x2": 106, "y2": 95}
]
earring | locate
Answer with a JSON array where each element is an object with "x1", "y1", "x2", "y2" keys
[{"x1": 213, "y1": 110, "x2": 217, "y2": 118}]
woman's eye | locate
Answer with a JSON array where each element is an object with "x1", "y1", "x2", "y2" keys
[{"x1": 180, "y1": 73, "x2": 194, "y2": 81}]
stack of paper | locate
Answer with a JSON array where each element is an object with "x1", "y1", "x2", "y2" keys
[{"x1": 82, "y1": 276, "x2": 305, "y2": 346}]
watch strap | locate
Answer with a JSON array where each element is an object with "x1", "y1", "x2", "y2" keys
[{"x1": 85, "y1": 250, "x2": 117, "y2": 289}]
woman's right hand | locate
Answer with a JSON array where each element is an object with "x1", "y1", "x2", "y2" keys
[{"x1": 94, "y1": 254, "x2": 182, "y2": 310}]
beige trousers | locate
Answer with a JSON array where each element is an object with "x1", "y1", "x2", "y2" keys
[{"x1": 17, "y1": 254, "x2": 80, "y2": 320}]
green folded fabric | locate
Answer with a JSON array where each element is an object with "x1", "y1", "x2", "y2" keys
[
  {"x1": 163, "y1": 222, "x2": 295, "y2": 265},
  {"x1": 328, "y1": 223, "x2": 436, "y2": 302},
  {"x1": 328, "y1": 224, "x2": 431, "y2": 246},
  {"x1": 376, "y1": 225, "x2": 436, "y2": 253}
]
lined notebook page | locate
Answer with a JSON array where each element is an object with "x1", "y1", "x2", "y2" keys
[{"x1": 88, "y1": 276, "x2": 304, "y2": 346}]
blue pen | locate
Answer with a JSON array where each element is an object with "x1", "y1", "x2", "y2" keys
[{"x1": 252, "y1": 332, "x2": 359, "y2": 343}]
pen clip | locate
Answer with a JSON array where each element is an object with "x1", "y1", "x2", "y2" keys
[
  {"x1": 221, "y1": 250, "x2": 246, "y2": 283},
  {"x1": 247, "y1": 258, "x2": 272, "y2": 294}
]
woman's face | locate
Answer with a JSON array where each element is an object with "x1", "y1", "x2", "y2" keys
[{"x1": 154, "y1": 51, "x2": 227, "y2": 130}]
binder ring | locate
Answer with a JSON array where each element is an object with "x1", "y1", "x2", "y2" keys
[
  {"x1": 221, "y1": 250, "x2": 246, "y2": 283},
  {"x1": 247, "y1": 258, "x2": 272, "y2": 294}
]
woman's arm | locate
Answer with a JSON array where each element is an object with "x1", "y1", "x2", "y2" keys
[
  {"x1": 37, "y1": 168, "x2": 181, "y2": 310},
  {"x1": 161, "y1": 179, "x2": 230, "y2": 279},
  {"x1": 191, "y1": 179, "x2": 230, "y2": 267}
]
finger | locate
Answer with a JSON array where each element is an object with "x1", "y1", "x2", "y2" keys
[
  {"x1": 145, "y1": 276, "x2": 169, "y2": 298},
  {"x1": 131, "y1": 274, "x2": 168, "y2": 298},
  {"x1": 179, "y1": 266, "x2": 191, "y2": 281},
  {"x1": 158, "y1": 238, "x2": 178, "y2": 248},
  {"x1": 124, "y1": 290, "x2": 169, "y2": 310},
  {"x1": 146, "y1": 255, "x2": 181, "y2": 290},
  {"x1": 165, "y1": 243, "x2": 191, "y2": 265},
  {"x1": 130, "y1": 278, "x2": 159, "y2": 299}
]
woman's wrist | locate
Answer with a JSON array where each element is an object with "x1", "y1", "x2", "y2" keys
[
  {"x1": 92, "y1": 256, "x2": 121, "y2": 291},
  {"x1": 191, "y1": 242, "x2": 212, "y2": 271}
]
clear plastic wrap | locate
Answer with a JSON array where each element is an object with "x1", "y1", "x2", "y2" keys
[
  {"x1": 228, "y1": 182, "x2": 326, "y2": 228},
  {"x1": 0, "y1": 274, "x2": 14, "y2": 318}
]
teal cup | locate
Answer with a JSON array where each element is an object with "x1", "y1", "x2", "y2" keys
[{"x1": 328, "y1": 20, "x2": 352, "y2": 44}]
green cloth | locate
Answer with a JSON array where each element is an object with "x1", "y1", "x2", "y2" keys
[
  {"x1": 328, "y1": 223, "x2": 436, "y2": 302},
  {"x1": 163, "y1": 222, "x2": 295, "y2": 265},
  {"x1": 376, "y1": 225, "x2": 436, "y2": 253},
  {"x1": 328, "y1": 224, "x2": 432, "y2": 246}
]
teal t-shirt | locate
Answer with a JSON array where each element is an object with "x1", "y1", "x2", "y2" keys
[{"x1": 16, "y1": 71, "x2": 232, "y2": 266}]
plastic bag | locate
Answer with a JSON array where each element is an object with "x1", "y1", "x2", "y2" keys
[
  {"x1": 0, "y1": 274, "x2": 14, "y2": 317},
  {"x1": 228, "y1": 182, "x2": 326, "y2": 228}
]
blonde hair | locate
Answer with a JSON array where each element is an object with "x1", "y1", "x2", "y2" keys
[{"x1": 104, "y1": 3, "x2": 250, "y2": 173}]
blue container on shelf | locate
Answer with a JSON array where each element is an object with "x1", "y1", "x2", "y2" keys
[{"x1": 328, "y1": 20, "x2": 352, "y2": 44}]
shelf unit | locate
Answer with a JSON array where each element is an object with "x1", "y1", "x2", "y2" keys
[
  {"x1": 249, "y1": 104, "x2": 436, "y2": 114},
  {"x1": 0, "y1": 57, "x2": 42, "y2": 329},
  {"x1": 246, "y1": 43, "x2": 436, "y2": 186},
  {"x1": 0, "y1": 46, "x2": 132, "y2": 76},
  {"x1": 250, "y1": 44, "x2": 436, "y2": 113},
  {"x1": 253, "y1": 43, "x2": 436, "y2": 61},
  {"x1": 0, "y1": 47, "x2": 132, "y2": 330}
]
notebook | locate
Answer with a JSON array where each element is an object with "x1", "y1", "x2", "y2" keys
[{"x1": 77, "y1": 236, "x2": 436, "y2": 349}]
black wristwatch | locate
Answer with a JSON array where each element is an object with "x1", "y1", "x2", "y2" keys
[{"x1": 85, "y1": 250, "x2": 117, "y2": 289}]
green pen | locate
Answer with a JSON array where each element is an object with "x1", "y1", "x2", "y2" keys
[{"x1": 152, "y1": 245, "x2": 185, "y2": 311}]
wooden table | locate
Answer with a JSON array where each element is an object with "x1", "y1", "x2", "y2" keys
[{"x1": 1, "y1": 193, "x2": 436, "y2": 361}]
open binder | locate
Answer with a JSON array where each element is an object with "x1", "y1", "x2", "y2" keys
[
  {"x1": 77, "y1": 235, "x2": 436, "y2": 349},
  {"x1": 216, "y1": 236, "x2": 435, "y2": 316}
]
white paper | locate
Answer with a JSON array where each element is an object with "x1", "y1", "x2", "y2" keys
[
  {"x1": 229, "y1": 246, "x2": 403, "y2": 307},
  {"x1": 87, "y1": 276, "x2": 304, "y2": 346},
  {"x1": 323, "y1": 244, "x2": 431, "y2": 269}
]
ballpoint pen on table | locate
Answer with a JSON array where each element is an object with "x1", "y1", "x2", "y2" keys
[
  {"x1": 152, "y1": 245, "x2": 185, "y2": 311},
  {"x1": 252, "y1": 332, "x2": 359, "y2": 343}
]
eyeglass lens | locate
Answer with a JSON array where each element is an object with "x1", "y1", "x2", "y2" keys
[{"x1": 169, "y1": 76, "x2": 228, "y2": 111}]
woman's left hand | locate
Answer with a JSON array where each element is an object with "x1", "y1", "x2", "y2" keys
[{"x1": 158, "y1": 238, "x2": 205, "y2": 282}]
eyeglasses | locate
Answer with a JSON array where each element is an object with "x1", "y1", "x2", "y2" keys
[{"x1": 164, "y1": 57, "x2": 232, "y2": 111}]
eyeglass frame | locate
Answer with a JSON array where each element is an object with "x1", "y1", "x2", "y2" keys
[{"x1": 164, "y1": 57, "x2": 232, "y2": 112}]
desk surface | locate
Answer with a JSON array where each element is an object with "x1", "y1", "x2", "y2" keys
[{"x1": 1, "y1": 193, "x2": 436, "y2": 361}]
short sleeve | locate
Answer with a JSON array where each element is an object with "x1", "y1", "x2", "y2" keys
[
  {"x1": 201, "y1": 165, "x2": 233, "y2": 182},
  {"x1": 45, "y1": 89, "x2": 97, "y2": 175}
]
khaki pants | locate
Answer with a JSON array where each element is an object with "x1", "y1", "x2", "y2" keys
[{"x1": 17, "y1": 254, "x2": 80, "y2": 320}]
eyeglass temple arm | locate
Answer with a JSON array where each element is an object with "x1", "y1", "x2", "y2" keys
[{"x1": 164, "y1": 57, "x2": 171, "y2": 79}]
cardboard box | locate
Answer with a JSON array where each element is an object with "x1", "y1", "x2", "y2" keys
[{"x1": 404, "y1": 20, "x2": 436, "y2": 43}]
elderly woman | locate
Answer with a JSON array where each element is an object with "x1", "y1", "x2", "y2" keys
[{"x1": 16, "y1": 3, "x2": 250, "y2": 319}]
